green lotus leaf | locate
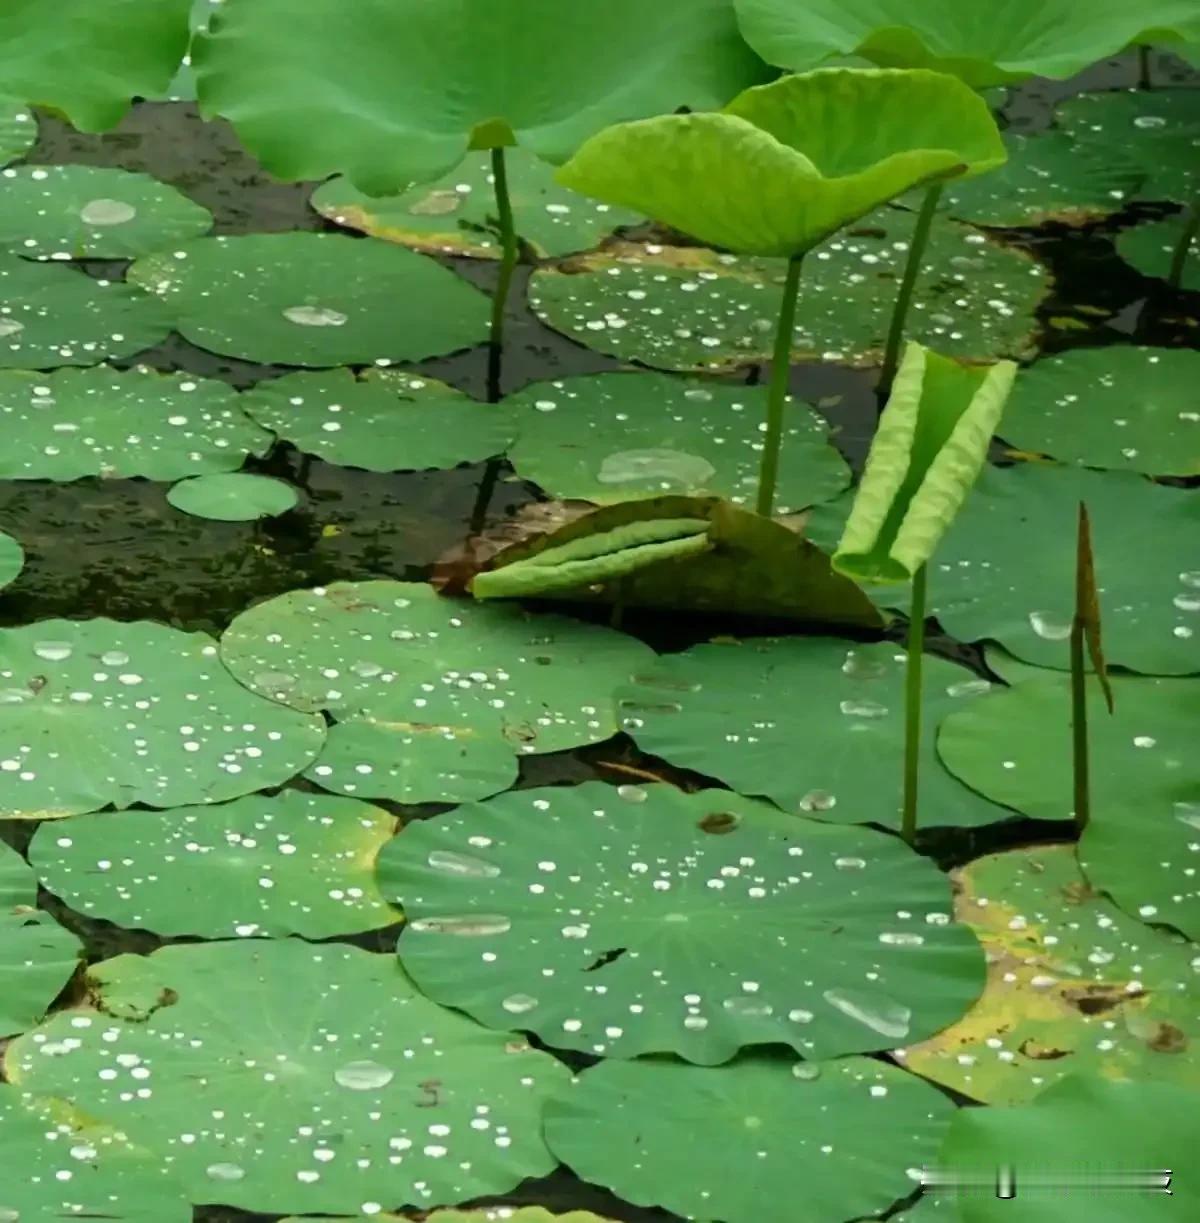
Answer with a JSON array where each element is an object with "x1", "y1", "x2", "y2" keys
[
  {"x1": 936, "y1": 1075, "x2": 1200, "y2": 1221},
  {"x1": 0, "y1": 100, "x2": 36, "y2": 166},
  {"x1": 1000, "y1": 347, "x2": 1200, "y2": 475},
  {"x1": 29, "y1": 791, "x2": 402, "y2": 939},
  {"x1": 504, "y1": 371, "x2": 850, "y2": 510},
  {"x1": 312, "y1": 149, "x2": 643, "y2": 260},
  {"x1": 468, "y1": 495, "x2": 883, "y2": 626},
  {"x1": 128, "y1": 233, "x2": 490, "y2": 367},
  {"x1": 0, "y1": 253, "x2": 170, "y2": 368},
  {"x1": 157, "y1": 0, "x2": 224, "y2": 103},
  {"x1": 381, "y1": 781, "x2": 984, "y2": 1063},
  {"x1": 529, "y1": 219, "x2": 1049, "y2": 373},
  {"x1": 0, "y1": 1084, "x2": 192, "y2": 1220},
  {"x1": 809, "y1": 464, "x2": 1200, "y2": 675},
  {"x1": 5, "y1": 940, "x2": 569, "y2": 1214},
  {"x1": 558, "y1": 69, "x2": 1004, "y2": 257},
  {"x1": 0, "y1": 618, "x2": 325, "y2": 819},
  {"x1": 195, "y1": 0, "x2": 766, "y2": 193},
  {"x1": 734, "y1": 0, "x2": 1200, "y2": 87},
  {"x1": 0, "y1": 366, "x2": 271, "y2": 481},
  {"x1": 1118, "y1": 213, "x2": 1200, "y2": 291},
  {"x1": 243, "y1": 368, "x2": 513, "y2": 472},
  {"x1": 543, "y1": 1054, "x2": 953, "y2": 1223},
  {"x1": 901, "y1": 844, "x2": 1200, "y2": 1104},
  {"x1": 0, "y1": 0, "x2": 192, "y2": 131},
  {"x1": 0, "y1": 530, "x2": 22, "y2": 590},
  {"x1": 617, "y1": 638, "x2": 1008, "y2": 830},
  {"x1": 835, "y1": 343, "x2": 1016, "y2": 583},
  {"x1": 167, "y1": 472, "x2": 299, "y2": 521}
]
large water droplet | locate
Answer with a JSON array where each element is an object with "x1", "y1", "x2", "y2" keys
[
  {"x1": 1133, "y1": 114, "x2": 1167, "y2": 128},
  {"x1": 501, "y1": 993, "x2": 538, "y2": 1015},
  {"x1": 1028, "y1": 611, "x2": 1071, "y2": 640},
  {"x1": 100, "y1": 650, "x2": 130, "y2": 667},
  {"x1": 0, "y1": 688, "x2": 33, "y2": 704},
  {"x1": 334, "y1": 1060, "x2": 395, "y2": 1090},
  {"x1": 596, "y1": 448, "x2": 716, "y2": 489},
  {"x1": 284, "y1": 305, "x2": 349, "y2": 327},
  {"x1": 427, "y1": 850, "x2": 500, "y2": 879},
  {"x1": 1174, "y1": 592, "x2": 1200, "y2": 612},
  {"x1": 0, "y1": 319, "x2": 25, "y2": 338},
  {"x1": 840, "y1": 699, "x2": 888, "y2": 719},
  {"x1": 841, "y1": 651, "x2": 886, "y2": 679},
  {"x1": 723, "y1": 995, "x2": 774, "y2": 1018},
  {"x1": 946, "y1": 679, "x2": 992, "y2": 698},
  {"x1": 835, "y1": 857, "x2": 867, "y2": 870},
  {"x1": 79, "y1": 197, "x2": 137, "y2": 226},
  {"x1": 33, "y1": 640, "x2": 72, "y2": 661},
  {"x1": 1175, "y1": 801, "x2": 1200, "y2": 831},
  {"x1": 205, "y1": 1163, "x2": 246, "y2": 1183},
  {"x1": 1181, "y1": 571, "x2": 1200, "y2": 589},
  {"x1": 791, "y1": 1061, "x2": 821, "y2": 1081},
  {"x1": 822, "y1": 988, "x2": 911, "y2": 1039},
  {"x1": 799, "y1": 790, "x2": 837, "y2": 812},
  {"x1": 409, "y1": 189, "x2": 462, "y2": 216},
  {"x1": 879, "y1": 932, "x2": 926, "y2": 947},
  {"x1": 409, "y1": 914, "x2": 512, "y2": 936},
  {"x1": 254, "y1": 670, "x2": 297, "y2": 693},
  {"x1": 617, "y1": 784, "x2": 648, "y2": 803}
]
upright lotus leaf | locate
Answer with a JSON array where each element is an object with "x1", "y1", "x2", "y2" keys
[
  {"x1": 0, "y1": 0, "x2": 192, "y2": 131},
  {"x1": 194, "y1": 0, "x2": 767, "y2": 193},
  {"x1": 167, "y1": 472, "x2": 300, "y2": 521},
  {"x1": 0, "y1": 1085, "x2": 192, "y2": 1221},
  {"x1": 0, "y1": 618, "x2": 325, "y2": 819},
  {"x1": 900, "y1": 845, "x2": 1200, "y2": 1105},
  {"x1": 0, "y1": 530, "x2": 22, "y2": 590},
  {"x1": 381, "y1": 782, "x2": 985, "y2": 1064},
  {"x1": 5, "y1": 941, "x2": 569, "y2": 1214},
  {"x1": 29, "y1": 791, "x2": 403, "y2": 940},
  {"x1": 617, "y1": 638, "x2": 1008, "y2": 831},
  {"x1": 936, "y1": 1075, "x2": 1200, "y2": 1221},
  {"x1": 558, "y1": 69, "x2": 1005, "y2": 258},
  {"x1": 1118, "y1": 213, "x2": 1200, "y2": 292},
  {"x1": 0, "y1": 100, "x2": 37, "y2": 166},
  {"x1": 543, "y1": 1055, "x2": 953, "y2": 1223},
  {"x1": 0, "y1": 366, "x2": 271, "y2": 482},
  {"x1": 734, "y1": 0, "x2": 1200, "y2": 87},
  {"x1": 468, "y1": 495, "x2": 883, "y2": 626}
]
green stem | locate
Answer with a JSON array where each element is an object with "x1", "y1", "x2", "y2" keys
[
  {"x1": 880, "y1": 182, "x2": 943, "y2": 393},
  {"x1": 901, "y1": 564, "x2": 928, "y2": 845},
  {"x1": 1168, "y1": 200, "x2": 1200, "y2": 290},
  {"x1": 1070, "y1": 614, "x2": 1089, "y2": 834},
  {"x1": 1138, "y1": 44, "x2": 1153, "y2": 90},
  {"x1": 755, "y1": 253, "x2": 804, "y2": 517},
  {"x1": 488, "y1": 146, "x2": 519, "y2": 389}
]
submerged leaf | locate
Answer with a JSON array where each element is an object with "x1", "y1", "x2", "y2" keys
[
  {"x1": 0, "y1": 530, "x2": 22, "y2": 591},
  {"x1": 1118, "y1": 213, "x2": 1200, "y2": 291},
  {"x1": 167, "y1": 472, "x2": 299, "y2": 521}
]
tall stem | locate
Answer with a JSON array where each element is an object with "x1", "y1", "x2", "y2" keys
[
  {"x1": 1070, "y1": 611, "x2": 1089, "y2": 834},
  {"x1": 488, "y1": 146, "x2": 519, "y2": 397},
  {"x1": 1168, "y1": 200, "x2": 1200, "y2": 290},
  {"x1": 755, "y1": 253, "x2": 804, "y2": 517},
  {"x1": 901, "y1": 564, "x2": 928, "y2": 845},
  {"x1": 880, "y1": 183, "x2": 943, "y2": 393},
  {"x1": 1138, "y1": 45, "x2": 1153, "y2": 90}
]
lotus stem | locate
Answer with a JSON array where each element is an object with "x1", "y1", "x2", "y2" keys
[
  {"x1": 1070, "y1": 600, "x2": 1089, "y2": 834},
  {"x1": 901, "y1": 564, "x2": 928, "y2": 845},
  {"x1": 1168, "y1": 199, "x2": 1200, "y2": 290},
  {"x1": 880, "y1": 183, "x2": 943, "y2": 394},
  {"x1": 1138, "y1": 45, "x2": 1153, "y2": 90},
  {"x1": 488, "y1": 145, "x2": 519, "y2": 390},
  {"x1": 755, "y1": 253, "x2": 804, "y2": 517}
]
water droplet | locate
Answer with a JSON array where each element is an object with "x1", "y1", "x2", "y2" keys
[
  {"x1": 835, "y1": 857, "x2": 867, "y2": 870},
  {"x1": 1028, "y1": 611, "x2": 1071, "y2": 640},
  {"x1": 1133, "y1": 114, "x2": 1167, "y2": 128},
  {"x1": 946, "y1": 679, "x2": 992, "y2": 697},
  {"x1": 253, "y1": 670, "x2": 297, "y2": 693},
  {"x1": 426, "y1": 850, "x2": 500, "y2": 879},
  {"x1": 840, "y1": 699, "x2": 888, "y2": 719},
  {"x1": 799, "y1": 790, "x2": 837, "y2": 812},
  {"x1": 409, "y1": 914, "x2": 512, "y2": 936},
  {"x1": 841, "y1": 651, "x2": 886, "y2": 679},
  {"x1": 683, "y1": 386, "x2": 713, "y2": 401},
  {"x1": 723, "y1": 995, "x2": 774, "y2": 1018},
  {"x1": 205, "y1": 1163, "x2": 245, "y2": 1183},
  {"x1": 791, "y1": 1061, "x2": 821, "y2": 1080},
  {"x1": 33, "y1": 640, "x2": 72, "y2": 661},
  {"x1": 617, "y1": 784, "x2": 648, "y2": 803},
  {"x1": 409, "y1": 189, "x2": 461, "y2": 216},
  {"x1": 0, "y1": 319, "x2": 23, "y2": 338},
  {"x1": 879, "y1": 932, "x2": 926, "y2": 947},
  {"x1": 100, "y1": 650, "x2": 130, "y2": 666},
  {"x1": 351, "y1": 660, "x2": 384, "y2": 678},
  {"x1": 79, "y1": 197, "x2": 137, "y2": 225},
  {"x1": 1175, "y1": 801, "x2": 1200, "y2": 831},
  {"x1": 1133, "y1": 736, "x2": 1157, "y2": 749},
  {"x1": 596, "y1": 448, "x2": 716, "y2": 489},
  {"x1": 1181, "y1": 572, "x2": 1200, "y2": 589},
  {"x1": 0, "y1": 688, "x2": 33, "y2": 705},
  {"x1": 1174, "y1": 593, "x2": 1200, "y2": 612},
  {"x1": 284, "y1": 305, "x2": 349, "y2": 327},
  {"x1": 501, "y1": 993, "x2": 538, "y2": 1015},
  {"x1": 822, "y1": 988, "x2": 911, "y2": 1039},
  {"x1": 333, "y1": 1060, "x2": 395, "y2": 1091}
]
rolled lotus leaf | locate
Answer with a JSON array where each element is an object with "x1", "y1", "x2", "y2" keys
[
  {"x1": 557, "y1": 69, "x2": 1005, "y2": 256},
  {"x1": 834, "y1": 343, "x2": 1016, "y2": 583}
]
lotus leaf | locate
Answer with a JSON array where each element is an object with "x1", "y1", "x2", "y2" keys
[
  {"x1": 808, "y1": 463, "x2": 1200, "y2": 675},
  {"x1": 312, "y1": 150, "x2": 642, "y2": 260},
  {"x1": 0, "y1": 530, "x2": 22, "y2": 590},
  {"x1": 558, "y1": 69, "x2": 1004, "y2": 258},
  {"x1": 901, "y1": 845, "x2": 1200, "y2": 1104},
  {"x1": 734, "y1": 0, "x2": 1200, "y2": 87},
  {"x1": 0, "y1": 253, "x2": 170, "y2": 368},
  {"x1": 504, "y1": 371, "x2": 850, "y2": 510},
  {"x1": 0, "y1": 0, "x2": 192, "y2": 131},
  {"x1": 29, "y1": 791, "x2": 403, "y2": 939},
  {"x1": 159, "y1": 0, "x2": 224, "y2": 102},
  {"x1": 1001, "y1": 347, "x2": 1200, "y2": 475},
  {"x1": 543, "y1": 1054, "x2": 952, "y2": 1223},
  {"x1": 0, "y1": 1085, "x2": 192, "y2": 1221},
  {"x1": 0, "y1": 100, "x2": 36, "y2": 166},
  {"x1": 1118, "y1": 213, "x2": 1200, "y2": 291},
  {"x1": 167, "y1": 472, "x2": 299, "y2": 521},
  {"x1": 529, "y1": 221, "x2": 1048, "y2": 373},
  {"x1": 0, "y1": 618, "x2": 325, "y2": 819},
  {"x1": 618, "y1": 638, "x2": 1008, "y2": 830},
  {"x1": 243, "y1": 368, "x2": 513, "y2": 472},
  {"x1": 127, "y1": 233, "x2": 490, "y2": 367},
  {"x1": 937, "y1": 1075, "x2": 1200, "y2": 1221},
  {"x1": 380, "y1": 782, "x2": 984, "y2": 1063},
  {"x1": 0, "y1": 366, "x2": 271, "y2": 481},
  {"x1": 5, "y1": 940, "x2": 569, "y2": 1214}
]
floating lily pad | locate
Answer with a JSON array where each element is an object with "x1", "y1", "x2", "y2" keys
[
  {"x1": 938, "y1": 672, "x2": 1200, "y2": 826},
  {"x1": 1000, "y1": 347, "x2": 1200, "y2": 475},
  {"x1": 0, "y1": 165, "x2": 212, "y2": 259},
  {"x1": 0, "y1": 1085, "x2": 192, "y2": 1221},
  {"x1": 618, "y1": 638, "x2": 1008, "y2": 831},
  {"x1": 901, "y1": 844, "x2": 1200, "y2": 1105},
  {"x1": 0, "y1": 365, "x2": 271, "y2": 481},
  {"x1": 243, "y1": 368, "x2": 512, "y2": 472},
  {"x1": 0, "y1": 530, "x2": 22, "y2": 590},
  {"x1": 0, "y1": 100, "x2": 36, "y2": 166},
  {"x1": 1117, "y1": 214, "x2": 1200, "y2": 292},
  {"x1": 0, "y1": 618, "x2": 325, "y2": 819},
  {"x1": 529, "y1": 217, "x2": 1048, "y2": 373},
  {"x1": 504, "y1": 372, "x2": 850, "y2": 511},
  {"x1": 5, "y1": 941, "x2": 569, "y2": 1214},
  {"x1": 0, "y1": 252, "x2": 170, "y2": 368},
  {"x1": 1056, "y1": 88, "x2": 1200, "y2": 203},
  {"x1": 380, "y1": 782, "x2": 984, "y2": 1064},
  {"x1": 128, "y1": 233, "x2": 490, "y2": 367},
  {"x1": 313, "y1": 150, "x2": 642, "y2": 259},
  {"x1": 29, "y1": 791, "x2": 402, "y2": 939},
  {"x1": 543, "y1": 1054, "x2": 952, "y2": 1223},
  {"x1": 807, "y1": 464, "x2": 1200, "y2": 675},
  {"x1": 1, "y1": 840, "x2": 83, "y2": 1036},
  {"x1": 167, "y1": 472, "x2": 299, "y2": 521}
]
